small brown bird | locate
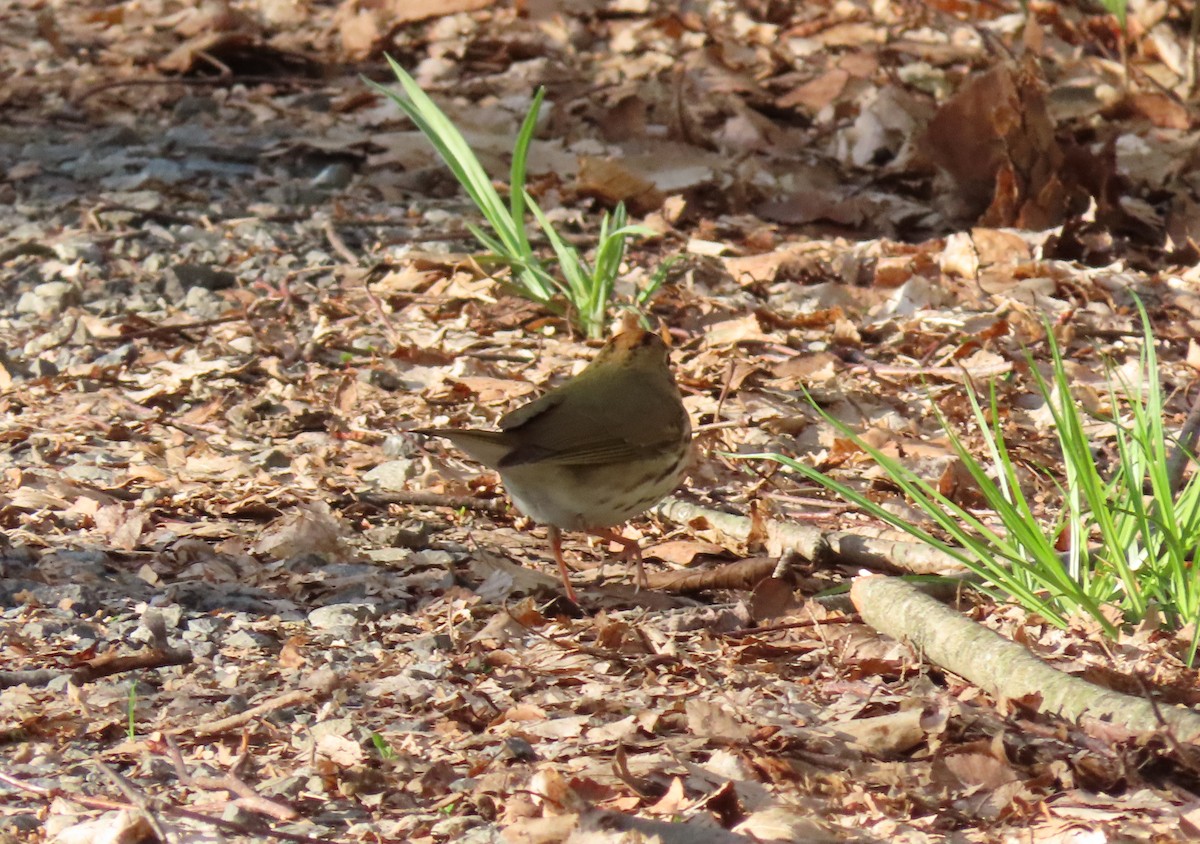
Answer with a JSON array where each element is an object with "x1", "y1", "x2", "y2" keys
[{"x1": 417, "y1": 322, "x2": 691, "y2": 602}]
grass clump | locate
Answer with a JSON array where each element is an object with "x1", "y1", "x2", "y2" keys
[
  {"x1": 749, "y1": 303, "x2": 1200, "y2": 665},
  {"x1": 365, "y1": 56, "x2": 664, "y2": 340}
]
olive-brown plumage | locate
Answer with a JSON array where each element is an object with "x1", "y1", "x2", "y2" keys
[{"x1": 417, "y1": 324, "x2": 691, "y2": 601}]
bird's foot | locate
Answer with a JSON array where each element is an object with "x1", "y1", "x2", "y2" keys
[{"x1": 588, "y1": 528, "x2": 648, "y2": 591}]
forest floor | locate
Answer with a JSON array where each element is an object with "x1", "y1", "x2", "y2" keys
[{"x1": 2, "y1": 0, "x2": 1200, "y2": 842}]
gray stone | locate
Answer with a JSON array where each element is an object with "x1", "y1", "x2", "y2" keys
[
  {"x1": 52, "y1": 237, "x2": 103, "y2": 263},
  {"x1": 456, "y1": 823, "x2": 505, "y2": 844},
  {"x1": 404, "y1": 660, "x2": 450, "y2": 681},
  {"x1": 363, "y1": 367, "x2": 403, "y2": 391},
  {"x1": 224, "y1": 629, "x2": 277, "y2": 650},
  {"x1": 290, "y1": 92, "x2": 332, "y2": 112},
  {"x1": 408, "y1": 634, "x2": 454, "y2": 656},
  {"x1": 407, "y1": 549, "x2": 455, "y2": 570},
  {"x1": 311, "y1": 161, "x2": 354, "y2": 190},
  {"x1": 20, "y1": 141, "x2": 81, "y2": 165},
  {"x1": 0, "y1": 813, "x2": 42, "y2": 833},
  {"x1": 16, "y1": 281, "x2": 79, "y2": 315},
  {"x1": 190, "y1": 641, "x2": 217, "y2": 659},
  {"x1": 308, "y1": 603, "x2": 378, "y2": 630},
  {"x1": 61, "y1": 463, "x2": 112, "y2": 484},
  {"x1": 363, "y1": 459, "x2": 420, "y2": 490},
  {"x1": 430, "y1": 817, "x2": 482, "y2": 839},
  {"x1": 259, "y1": 774, "x2": 307, "y2": 798},
  {"x1": 146, "y1": 604, "x2": 183, "y2": 629},
  {"x1": 95, "y1": 125, "x2": 143, "y2": 147},
  {"x1": 183, "y1": 285, "x2": 221, "y2": 316},
  {"x1": 221, "y1": 803, "x2": 257, "y2": 825},
  {"x1": 173, "y1": 96, "x2": 220, "y2": 120},
  {"x1": 499, "y1": 737, "x2": 538, "y2": 762},
  {"x1": 166, "y1": 264, "x2": 237, "y2": 294},
  {"x1": 187, "y1": 617, "x2": 224, "y2": 635},
  {"x1": 28, "y1": 358, "x2": 58, "y2": 377},
  {"x1": 250, "y1": 449, "x2": 292, "y2": 469}
]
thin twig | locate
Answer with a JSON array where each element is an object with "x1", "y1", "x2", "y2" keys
[
  {"x1": 714, "y1": 357, "x2": 736, "y2": 423},
  {"x1": 692, "y1": 419, "x2": 747, "y2": 433},
  {"x1": 165, "y1": 736, "x2": 298, "y2": 821},
  {"x1": 357, "y1": 489, "x2": 511, "y2": 516},
  {"x1": 1189, "y1": 0, "x2": 1199, "y2": 93},
  {"x1": 501, "y1": 602, "x2": 635, "y2": 665},
  {"x1": 849, "y1": 358, "x2": 1014, "y2": 381},
  {"x1": 95, "y1": 760, "x2": 174, "y2": 844},
  {"x1": 1095, "y1": 639, "x2": 1200, "y2": 776},
  {"x1": 95, "y1": 314, "x2": 247, "y2": 344},
  {"x1": 167, "y1": 689, "x2": 313, "y2": 737},
  {"x1": 1166, "y1": 388, "x2": 1200, "y2": 497},
  {"x1": 361, "y1": 265, "x2": 403, "y2": 348},
  {"x1": 322, "y1": 219, "x2": 360, "y2": 266},
  {"x1": 73, "y1": 74, "x2": 326, "y2": 105},
  {"x1": 88, "y1": 201, "x2": 215, "y2": 228},
  {"x1": 721, "y1": 616, "x2": 855, "y2": 639},
  {"x1": 0, "y1": 769, "x2": 338, "y2": 844}
]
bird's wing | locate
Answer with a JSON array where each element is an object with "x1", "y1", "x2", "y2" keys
[
  {"x1": 497, "y1": 371, "x2": 688, "y2": 468},
  {"x1": 499, "y1": 437, "x2": 658, "y2": 468},
  {"x1": 498, "y1": 389, "x2": 565, "y2": 432},
  {"x1": 499, "y1": 398, "x2": 686, "y2": 468}
]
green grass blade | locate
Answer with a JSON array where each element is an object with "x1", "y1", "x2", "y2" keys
[{"x1": 509, "y1": 88, "x2": 545, "y2": 254}]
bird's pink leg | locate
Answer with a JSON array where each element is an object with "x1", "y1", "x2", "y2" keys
[{"x1": 547, "y1": 526, "x2": 579, "y2": 603}]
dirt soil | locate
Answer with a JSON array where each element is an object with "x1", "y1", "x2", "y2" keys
[{"x1": 2, "y1": 0, "x2": 1200, "y2": 842}]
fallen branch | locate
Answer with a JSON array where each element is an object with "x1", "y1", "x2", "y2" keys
[
  {"x1": 646, "y1": 555, "x2": 778, "y2": 593},
  {"x1": 165, "y1": 736, "x2": 298, "y2": 821},
  {"x1": 655, "y1": 497, "x2": 965, "y2": 576},
  {"x1": 168, "y1": 689, "x2": 314, "y2": 738},
  {"x1": 0, "y1": 647, "x2": 193, "y2": 690},
  {"x1": 850, "y1": 575, "x2": 1200, "y2": 741}
]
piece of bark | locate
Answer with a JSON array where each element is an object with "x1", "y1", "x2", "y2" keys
[{"x1": 646, "y1": 556, "x2": 778, "y2": 593}]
